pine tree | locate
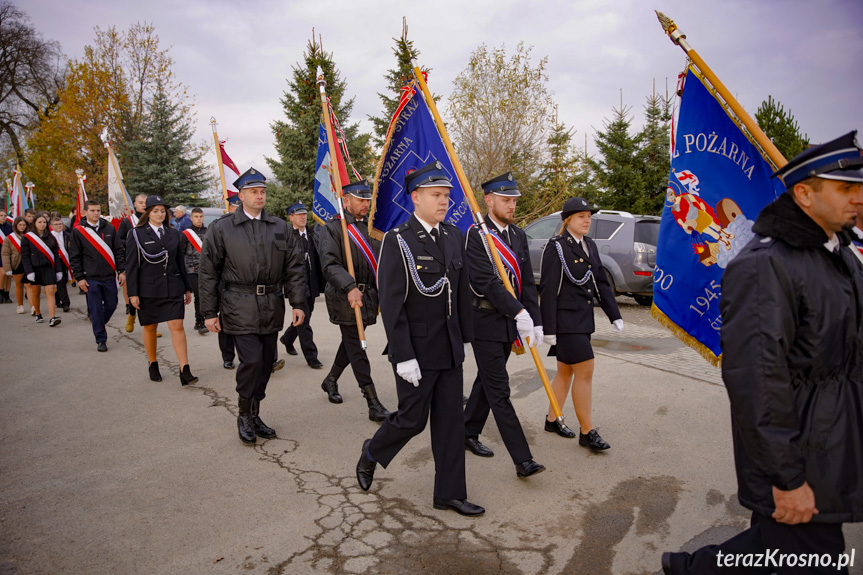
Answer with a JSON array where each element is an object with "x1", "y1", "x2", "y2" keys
[
  {"x1": 120, "y1": 84, "x2": 211, "y2": 206},
  {"x1": 755, "y1": 95, "x2": 809, "y2": 160},
  {"x1": 368, "y1": 19, "x2": 425, "y2": 148},
  {"x1": 636, "y1": 84, "x2": 672, "y2": 215},
  {"x1": 591, "y1": 103, "x2": 644, "y2": 212},
  {"x1": 265, "y1": 31, "x2": 373, "y2": 216}
]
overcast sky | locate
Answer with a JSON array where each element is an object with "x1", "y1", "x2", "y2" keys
[{"x1": 20, "y1": 0, "x2": 863, "y2": 189}]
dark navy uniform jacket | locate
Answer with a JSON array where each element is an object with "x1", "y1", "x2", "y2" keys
[
  {"x1": 539, "y1": 230, "x2": 620, "y2": 335},
  {"x1": 466, "y1": 215, "x2": 540, "y2": 343},
  {"x1": 125, "y1": 224, "x2": 190, "y2": 299},
  {"x1": 378, "y1": 214, "x2": 473, "y2": 370}
]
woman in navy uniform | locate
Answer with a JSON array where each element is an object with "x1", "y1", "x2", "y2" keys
[
  {"x1": 126, "y1": 195, "x2": 197, "y2": 385},
  {"x1": 540, "y1": 197, "x2": 623, "y2": 450}
]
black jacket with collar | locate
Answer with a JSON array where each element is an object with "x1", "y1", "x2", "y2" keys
[
  {"x1": 294, "y1": 225, "x2": 324, "y2": 299},
  {"x1": 125, "y1": 224, "x2": 190, "y2": 299},
  {"x1": 21, "y1": 230, "x2": 61, "y2": 275},
  {"x1": 198, "y1": 208, "x2": 306, "y2": 335},
  {"x1": 318, "y1": 211, "x2": 379, "y2": 326},
  {"x1": 378, "y1": 214, "x2": 473, "y2": 370},
  {"x1": 69, "y1": 218, "x2": 124, "y2": 281},
  {"x1": 539, "y1": 229, "x2": 620, "y2": 335},
  {"x1": 466, "y1": 214, "x2": 541, "y2": 343},
  {"x1": 179, "y1": 224, "x2": 207, "y2": 274},
  {"x1": 721, "y1": 192, "x2": 863, "y2": 522}
]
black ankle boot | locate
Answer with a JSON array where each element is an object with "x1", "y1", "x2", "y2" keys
[
  {"x1": 180, "y1": 365, "x2": 198, "y2": 386},
  {"x1": 250, "y1": 398, "x2": 276, "y2": 438},
  {"x1": 237, "y1": 398, "x2": 256, "y2": 445},
  {"x1": 361, "y1": 384, "x2": 390, "y2": 422},
  {"x1": 321, "y1": 366, "x2": 344, "y2": 404},
  {"x1": 149, "y1": 361, "x2": 162, "y2": 382}
]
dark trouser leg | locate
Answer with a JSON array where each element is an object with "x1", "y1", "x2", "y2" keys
[
  {"x1": 281, "y1": 298, "x2": 318, "y2": 362},
  {"x1": 675, "y1": 512, "x2": 847, "y2": 574},
  {"x1": 86, "y1": 280, "x2": 117, "y2": 343},
  {"x1": 429, "y1": 365, "x2": 468, "y2": 500},
  {"x1": 188, "y1": 274, "x2": 203, "y2": 325},
  {"x1": 368, "y1": 365, "x2": 435, "y2": 467},
  {"x1": 330, "y1": 340, "x2": 350, "y2": 376},
  {"x1": 234, "y1": 333, "x2": 278, "y2": 401},
  {"x1": 218, "y1": 328, "x2": 235, "y2": 363},
  {"x1": 464, "y1": 340, "x2": 531, "y2": 464},
  {"x1": 55, "y1": 271, "x2": 69, "y2": 308},
  {"x1": 338, "y1": 324, "x2": 373, "y2": 389}
]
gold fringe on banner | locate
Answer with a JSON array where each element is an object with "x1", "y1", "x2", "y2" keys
[{"x1": 650, "y1": 303, "x2": 722, "y2": 367}]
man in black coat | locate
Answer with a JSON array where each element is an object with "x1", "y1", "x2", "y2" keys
[
  {"x1": 356, "y1": 161, "x2": 484, "y2": 516},
  {"x1": 179, "y1": 207, "x2": 207, "y2": 334},
  {"x1": 462, "y1": 172, "x2": 545, "y2": 478},
  {"x1": 68, "y1": 200, "x2": 126, "y2": 352},
  {"x1": 662, "y1": 133, "x2": 863, "y2": 574},
  {"x1": 199, "y1": 168, "x2": 307, "y2": 446},
  {"x1": 117, "y1": 193, "x2": 147, "y2": 332},
  {"x1": 279, "y1": 202, "x2": 324, "y2": 369},
  {"x1": 317, "y1": 180, "x2": 390, "y2": 422},
  {"x1": 49, "y1": 216, "x2": 72, "y2": 312}
]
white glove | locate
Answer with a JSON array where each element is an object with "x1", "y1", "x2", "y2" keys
[
  {"x1": 5, "y1": 270, "x2": 11, "y2": 276},
  {"x1": 515, "y1": 309, "x2": 535, "y2": 347},
  {"x1": 544, "y1": 334, "x2": 557, "y2": 346},
  {"x1": 533, "y1": 326, "x2": 544, "y2": 349},
  {"x1": 464, "y1": 343, "x2": 471, "y2": 358},
  {"x1": 611, "y1": 319, "x2": 624, "y2": 333},
  {"x1": 56, "y1": 272, "x2": 63, "y2": 281},
  {"x1": 26, "y1": 273, "x2": 35, "y2": 282},
  {"x1": 396, "y1": 359, "x2": 422, "y2": 387}
]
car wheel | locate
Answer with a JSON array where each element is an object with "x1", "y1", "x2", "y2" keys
[{"x1": 634, "y1": 295, "x2": 653, "y2": 306}]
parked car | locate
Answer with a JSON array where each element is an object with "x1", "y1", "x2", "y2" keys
[
  {"x1": 523, "y1": 210, "x2": 659, "y2": 306},
  {"x1": 199, "y1": 207, "x2": 228, "y2": 228}
]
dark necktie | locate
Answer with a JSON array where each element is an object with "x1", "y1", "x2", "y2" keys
[
  {"x1": 301, "y1": 232, "x2": 308, "y2": 252},
  {"x1": 430, "y1": 228, "x2": 439, "y2": 243},
  {"x1": 503, "y1": 227, "x2": 511, "y2": 246},
  {"x1": 158, "y1": 227, "x2": 163, "y2": 239}
]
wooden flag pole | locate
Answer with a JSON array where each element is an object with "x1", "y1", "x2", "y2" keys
[
  {"x1": 410, "y1": 60, "x2": 564, "y2": 423},
  {"x1": 655, "y1": 11, "x2": 787, "y2": 169},
  {"x1": 210, "y1": 118, "x2": 231, "y2": 213},
  {"x1": 317, "y1": 66, "x2": 367, "y2": 350}
]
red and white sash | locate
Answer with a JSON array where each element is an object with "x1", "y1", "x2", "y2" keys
[
  {"x1": 25, "y1": 232, "x2": 55, "y2": 265},
  {"x1": 53, "y1": 232, "x2": 71, "y2": 270},
  {"x1": 0, "y1": 227, "x2": 6, "y2": 246},
  {"x1": 79, "y1": 227, "x2": 116, "y2": 271},
  {"x1": 182, "y1": 228, "x2": 203, "y2": 253},
  {"x1": 8, "y1": 233, "x2": 21, "y2": 253},
  {"x1": 129, "y1": 213, "x2": 139, "y2": 227}
]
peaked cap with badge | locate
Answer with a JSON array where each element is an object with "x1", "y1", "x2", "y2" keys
[
  {"x1": 405, "y1": 161, "x2": 454, "y2": 193},
  {"x1": 343, "y1": 179, "x2": 373, "y2": 200},
  {"x1": 773, "y1": 130, "x2": 863, "y2": 189},
  {"x1": 481, "y1": 172, "x2": 521, "y2": 197},
  {"x1": 286, "y1": 202, "x2": 308, "y2": 216},
  {"x1": 561, "y1": 196, "x2": 598, "y2": 219},
  {"x1": 233, "y1": 167, "x2": 267, "y2": 191}
]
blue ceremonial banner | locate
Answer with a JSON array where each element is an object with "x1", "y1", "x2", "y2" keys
[
  {"x1": 312, "y1": 121, "x2": 339, "y2": 225},
  {"x1": 652, "y1": 68, "x2": 784, "y2": 364},
  {"x1": 370, "y1": 83, "x2": 472, "y2": 236}
]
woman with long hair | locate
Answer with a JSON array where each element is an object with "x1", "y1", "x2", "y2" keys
[
  {"x1": 539, "y1": 197, "x2": 623, "y2": 451},
  {"x1": 20, "y1": 213, "x2": 62, "y2": 326},
  {"x1": 0, "y1": 210, "x2": 12, "y2": 303},
  {"x1": 126, "y1": 195, "x2": 197, "y2": 385},
  {"x1": 1, "y1": 217, "x2": 28, "y2": 313}
]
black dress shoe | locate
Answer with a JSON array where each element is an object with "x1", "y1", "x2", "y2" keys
[
  {"x1": 356, "y1": 439, "x2": 376, "y2": 491},
  {"x1": 544, "y1": 418, "x2": 576, "y2": 438},
  {"x1": 432, "y1": 498, "x2": 485, "y2": 516},
  {"x1": 579, "y1": 428, "x2": 611, "y2": 451},
  {"x1": 149, "y1": 361, "x2": 162, "y2": 382},
  {"x1": 180, "y1": 365, "x2": 198, "y2": 386},
  {"x1": 62, "y1": 306, "x2": 70, "y2": 313},
  {"x1": 661, "y1": 551, "x2": 688, "y2": 574},
  {"x1": 285, "y1": 345, "x2": 298, "y2": 356},
  {"x1": 321, "y1": 375, "x2": 343, "y2": 404},
  {"x1": 515, "y1": 459, "x2": 546, "y2": 478},
  {"x1": 465, "y1": 437, "x2": 494, "y2": 457},
  {"x1": 307, "y1": 358, "x2": 324, "y2": 369},
  {"x1": 223, "y1": 360, "x2": 236, "y2": 369},
  {"x1": 97, "y1": 342, "x2": 108, "y2": 352}
]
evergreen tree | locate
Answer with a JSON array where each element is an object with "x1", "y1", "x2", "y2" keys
[
  {"x1": 636, "y1": 86, "x2": 672, "y2": 215},
  {"x1": 368, "y1": 19, "x2": 425, "y2": 148},
  {"x1": 755, "y1": 95, "x2": 809, "y2": 160},
  {"x1": 121, "y1": 84, "x2": 211, "y2": 206},
  {"x1": 266, "y1": 32, "x2": 373, "y2": 216},
  {"x1": 591, "y1": 104, "x2": 644, "y2": 212}
]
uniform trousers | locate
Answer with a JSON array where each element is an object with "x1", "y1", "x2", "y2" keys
[
  {"x1": 234, "y1": 332, "x2": 278, "y2": 401},
  {"x1": 332, "y1": 323, "x2": 373, "y2": 388},
  {"x1": 464, "y1": 339, "x2": 532, "y2": 464},
  {"x1": 187, "y1": 274, "x2": 203, "y2": 325},
  {"x1": 674, "y1": 512, "x2": 847, "y2": 574},
  {"x1": 368, "y1": 365, "x2": 467, "y2": 501},
  {"x1": 54, "y1": 270, "x2": 70, "y2": 309},
  {"x1": 280, "y1": 297, "x2": 318, "y2": 362},
  {"x1": 85, "y1": 279, "x2": 117, "y2": 344},
  {"x1": 218, "y1": 329, "x2": 235, "y2": 363}
]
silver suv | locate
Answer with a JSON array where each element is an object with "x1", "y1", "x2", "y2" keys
[{"x1": 523, "y1": 210, "x2": 659, "y2": 306}]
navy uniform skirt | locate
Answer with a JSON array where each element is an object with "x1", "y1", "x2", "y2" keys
[
  {"x1": 27, "y1": 265, "x2": 57, "y2": 287},
  {"x1": 137, "y1": 296, "x2": 184, "y2": 326},
  {"x1": 548, "y1": 333, "x2": 594, "y2": 365}
]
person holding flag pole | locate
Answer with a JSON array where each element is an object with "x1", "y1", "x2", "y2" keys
[{"x1": 315, "y1": 67, "x2": 390, "y2": 423}]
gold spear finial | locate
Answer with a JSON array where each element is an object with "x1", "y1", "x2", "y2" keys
[{"x1": 655, "y1": 11, "x2": 675, "y2": 34}]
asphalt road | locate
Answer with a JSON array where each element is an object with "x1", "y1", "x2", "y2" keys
[{"x1": 0, "y1": 289, "x2": 859, "y2": 574}]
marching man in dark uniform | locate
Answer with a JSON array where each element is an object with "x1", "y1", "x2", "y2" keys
[
  {"x1": 318, "y1": 179, "x2": 390, "y2": 422},
  {"x1": 279, "y1": 202, "x2": 324, "y2": 369},
  {"x1": 462, "y1": 172, "x2": 546, "y2": 478},
  {"x1": 69, "y1": 200, "x2": 126, "y2": 351},
  {"x1": 356, "y1": 161, "x2": 484, "y2": 516},
  {"x1": 662, "y1": 133, "x2": 863, "y2": 574},
  {"x1": 217, "y1": 194, "x2": 241, "y2": 370},
  {"x1": 199, "y1": 168, "x2": 307, "y2": 445}
]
